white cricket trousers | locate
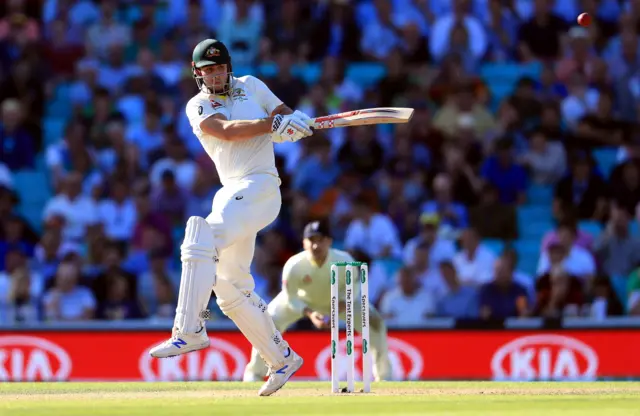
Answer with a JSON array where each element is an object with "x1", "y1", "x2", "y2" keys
[{"x1": 206, "y1": 173, "x2": 281, "y2": 292}]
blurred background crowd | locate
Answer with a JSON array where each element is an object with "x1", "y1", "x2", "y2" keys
[{"x1": 2, "y1": 0, "x2": 640, "y2": 327}]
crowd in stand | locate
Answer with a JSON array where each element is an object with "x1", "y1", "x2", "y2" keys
[{"x1": 1, "y1": 0, "x2": 640, "y2": 326}]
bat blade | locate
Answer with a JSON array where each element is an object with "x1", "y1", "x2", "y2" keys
[{"x1": 309, "y1": 107, "x2": 414, "y2": 130}]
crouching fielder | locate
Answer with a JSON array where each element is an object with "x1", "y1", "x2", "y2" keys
[
  {"x1": 149, "y1": 39, "x2": 314, "y2": 396},
  {"x1": 243, "y1": 220, "x2": 392, "y2": 382}
]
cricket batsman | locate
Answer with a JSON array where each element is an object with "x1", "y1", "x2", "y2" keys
[
  {"x1": 149, "y1": 39, "x2": 315, "y2": 396},
  {"x1": 243, "y1": 220, "x2": 392, "y2": 382}
]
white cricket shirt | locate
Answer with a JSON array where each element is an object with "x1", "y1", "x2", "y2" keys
[{"x1": 185, "y1": 76, "x2": 282, "y2": 185}]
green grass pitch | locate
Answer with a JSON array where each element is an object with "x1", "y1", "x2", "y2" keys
[{"x1": 1, "y1": 381, "x2": 640, "y2": 415}]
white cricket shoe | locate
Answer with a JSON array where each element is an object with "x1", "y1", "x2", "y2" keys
[
  {"x1": 258, "y1": 348, "x2": 303, "y2": 396},
  {"x1": 149, "y1": 327, "x2": 210, "y2": 358}
]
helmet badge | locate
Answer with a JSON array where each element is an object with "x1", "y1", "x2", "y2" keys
[{"x1": 205, "y1": 47, "x2": 220, "y2": 58}]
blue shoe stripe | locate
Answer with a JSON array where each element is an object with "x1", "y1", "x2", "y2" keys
[
  {"x1": 275, "y1": 365, "x2": 288, "y2": 375},
  {"x1": 172, "y1": 338, "x2": 187, "y2": 348}
]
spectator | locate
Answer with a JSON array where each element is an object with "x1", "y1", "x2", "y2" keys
[
  {"x1": 519, "y1": 128, "x2": 567, "y2": 185},
  {"x1": 453, "y1": 227, "x2": 496, "y2": 286},
  {"x1": 440, "y1": 144, "x2": 482, "y2": 206},
  {"x1": 483, "y1": 0, "x2": 519, "y2": 62},
  {"x1": 138, "y1": 250, "x2": 178, "y2": 319},
  {"x1": 265, "y1": 48, "x2": 307, "y2": 109},
  {"x1": 97, "y1": 45, "x2": 129, "y2": 94},
  {"x1": 480, "y1": 137, "x2": 528, "y2": 205},
  {"x1": 97, "y1": 273, "x2": 144, "y2": 320},
  {"x1": 517, "y1": 0, "x2": 568, "y2": 61},
  {"x1": 627, "y1": 268, "x2": 640, "y2": 315},
  {"x1": 43, "y1": 261, "x2": 96, "y2": 322},
  {"x1": 307, "y1": 1, "x2": 360, "y2": 61},
  {"x1": 45, "y1": 119, "x2": 88, "y2": 189},
  {"x1": 153, "y1": 37, "x2": 184, "y2": 89},
  {"x1": 344, "y1": 193, "x2": 403, "y2": 260},
  {"x1": 132, "y1": 181, "x2": 173, "y2": 257},
  {"x1": 478, "y1": 257, "x2": 528, "y2": 319},
  {"x1": 0, "y1": 214, "x2": 36, "y2": 269},
  {"x1": 379, "y1": 266, "x2": 437, "y2": 327},
  {"x1": 556, "y1": 27, "x2": 598, "y2": 83},
  {"x1": 588, "y1": 275, "x2": 624, "y2": 318},
  {"x1": 561, "y1": 72, "x2": 600, "y2": 128},
  {"x1": 126, "y1": 102, "x2": 164, "y2": 168},
  {"x1": 42, "y1": 172, "x2": 99, "y2": 243},
  {"x1": 359, "y1": 0, "x2": 403, "y2": 61},
  {"x1": 186, "y1": 167, "x2": 222, "y2": 219},
  {"x1": 293, "y1": 137, "x2": 341, "y2": 202},
  {"x1": 501, "y1": 248, "x2": 536, "y2": 304},
  {"x1": 435, "y1": 260, "x2": 479, "y2": 318},
  {"x1": 0, "y1": 99, "x2": 36, "y2": 170},
  {"x1": 573, "y1": 91, "x2": 628, "y2": 149},
  {"x1": 337, "y1": 126, "x2": 385, "y2": 177},
  {"x1": 533, "y1": 251, "x2": 584, "y2": 318},
  {"x1": 536, "y1": 221, "x2": 596, "y2": 281},
  {"x1": 86, "y1": 0, "x2": 131, "y2": 59},
  {"x1": 0, "y1": 265, "x2": 41, "y2": 323},
  {"x1": 433, "y1": 81, "x2": 497, "y2": 138},
  {"x1": 609, "y1": 161, "x2": 640, "y2": 216},
  {"x1": 218, "y1": 0, "x2": 262, "y2": 67},
  {"x1": 540, "y1": 215, "x2": 594, "y2": 252},
  {"x1": 149, "y1": 136, "x2": 198, "y2": 192},
  {"x1": 429, "y1": 0, "x2": 487, "y2": 64},
  {"x1": 403, "y1": 213, "x2": 456, "y2": 268},
  {"x1": 264, "y1": 0, "x2": 310, "y2": 59},
  {"x1": 469, "y1": 183, "x2": 518, "y2": 240},
  {"x1": 151, "y1": 169, "x2": 188, "y2": 226},
  {"x1": 412, "y1": 241, "x2": 447, "y2": 298},
  {"x1": 421, "y1": 173, "x2": 468, "y2": 231},
  {"x1": 593, "y1": 204, "x2": 640, "y2": 278},
  {"x1": 97, "y1": 179, "x2": 137, "y2": 245},
  {"x1": 553, "y1": 152, "x2": 608, "y2": 221}
]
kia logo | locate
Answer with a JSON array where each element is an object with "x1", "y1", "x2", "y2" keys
[
  {"x1": 0, "y1": 335, "x2": 72, "y2": 381},
  {"x1": 316, "y1": 337, "x2": 423, "y2": 381},
  {"x1": 491, "y1": 335, "x2": 598, "y2": 381},
  {"x1": 139, "y1": 337, "x2": 247, "y2": 381}
]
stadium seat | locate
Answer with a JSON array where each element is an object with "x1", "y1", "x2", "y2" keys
[
  {"x1": 13, "y1": 170, "x2": 51, "y2": 204},
  {"x1": 592, "y1": 148, "x2": 618, "y2": 178},
  {"x1": 346, "y1": 63, "x2": 386, "y2": 88},
  {"x1": 609, "y1": 275, "x2": 629, "y2": 307},
  {"x1": 43, "y1": 118, "x2": 66, "y2": 146},
  {"x1": 578, "y1": 220, "x2": 603, "y2": 240},
  {"x1": 526, "y1": 184, "x2": 554, "y2": 206},
  {"x1": 519, "y1": 221, "x2": 553, "y2": 240},
  {"x1": 294, "y1": 63, "x2": 322, "y2": 85},
  {"x1": 483, "y1": 238, "x2": 505, "y2": 255},
  {"x1": 259, "y1": 62, "x2": 278, "y2": 78},
  {"x1": 517, "y1": 205, "x2": 553, "y2": 223},
  {"x1": 513, "y1": 240, "x2": 541, "y2": 276}
]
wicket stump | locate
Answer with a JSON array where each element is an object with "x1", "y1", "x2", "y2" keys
[{"x1": 330, "y1": 261, "x2": 371, "y2": 393}]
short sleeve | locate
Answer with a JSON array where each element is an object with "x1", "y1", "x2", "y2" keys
[
  {"x1": 244, "y1": 75, "x2": 283, "y2": 115},
  {"x1": 185, "y1": 97, "x2": 231, "y2": 136}
]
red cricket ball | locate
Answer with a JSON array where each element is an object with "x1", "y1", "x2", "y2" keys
[{"x1": 577, "y1": 13, "x2": 591, "y2": 27}]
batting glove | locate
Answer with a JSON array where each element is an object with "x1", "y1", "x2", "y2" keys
[{"x1": 271, "y1": 114, "x2": 313, "y2": 143}]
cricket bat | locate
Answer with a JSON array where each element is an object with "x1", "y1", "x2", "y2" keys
[{"x1": 309, "y1": 107, "x2": 414, "y2": 130}]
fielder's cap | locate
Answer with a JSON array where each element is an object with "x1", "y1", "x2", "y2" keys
[{"x1": 303, "y1": 220, "x2": 332, "y2": 239}]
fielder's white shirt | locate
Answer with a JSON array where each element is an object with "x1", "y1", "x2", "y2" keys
[
  {"x1": 185, "y1": 75, "x2": 282, "y2": 185},
  {"x1": 281, "y1": 248, "x2": 358, "y2": 316}
]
